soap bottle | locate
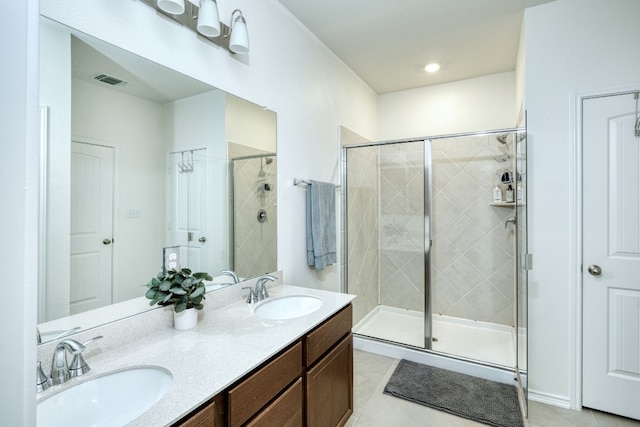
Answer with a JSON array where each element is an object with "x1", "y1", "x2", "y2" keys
[
  {"x1": 493, "y1": 186, "x2": 502, "y2": 203},
  {"x1": 506, "y1": 184, "x2": 515, "y2": 203}
]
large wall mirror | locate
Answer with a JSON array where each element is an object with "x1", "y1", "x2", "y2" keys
[{"x1": 37, "y1": 17, "x2": 277, "y2": 344}]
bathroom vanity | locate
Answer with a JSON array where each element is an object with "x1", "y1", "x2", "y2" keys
[
  {"x1": 178, "y1": 305, "x2": 353, "y2": 426},
  {"x1": 36, "y1": 282, "x2": 355, "y2": 427}
]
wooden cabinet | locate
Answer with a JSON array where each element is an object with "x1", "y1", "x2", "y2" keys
[
  {"x1": 175, "y1": 393, "x2": 225, "y2": 427},
  {"x1": 173, "y1": 304, "x2": 353, "y2": 427},
  {"x1": 228, "y1": 342, "x2": 303, "y2": 427},
  {"x1": 303, "y1": 304, "x2": 354, "y2": 427},
  {"x1": 305, "y1": 305, "x2": 352, "y2": 366},
  {"x1": 246, "y1": 378, "x2": 303, "y2": 427}
]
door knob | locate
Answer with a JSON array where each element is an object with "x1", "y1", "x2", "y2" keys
[
  {"x1": 587, "y1": 265, "x2": 602, "y2": 276},
  {"x1": 199, "y1": 236, "x2": 206, "y2": 243},
  {"x1": 102, "y1": 238, "x2": 112, "y2": 245}
]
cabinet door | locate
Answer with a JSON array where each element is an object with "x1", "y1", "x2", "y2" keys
[
  {"x1": 246, "y1": 378, "x2": 303, "y2": 427},
  {"x1": 306, "y1": 334, "x2": 353, "y2": 427}
]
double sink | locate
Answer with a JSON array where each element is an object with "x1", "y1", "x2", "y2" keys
[{"x1": 37, "y1": 293, "x2": 323, "y2": 426}]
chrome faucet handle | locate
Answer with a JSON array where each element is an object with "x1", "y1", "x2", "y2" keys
[
  {"x1": 221, "y1": 270, "x2": 240, "y2": 284},
  {"x1": 68, "y1": 336, "x2": 103, "y2": 378},
  {"x1": 242, "y1": 287, "x2": 258, "y2": 304},
  {"x1": 37, "y1": 361, "x2": 51, "y2": 393}
]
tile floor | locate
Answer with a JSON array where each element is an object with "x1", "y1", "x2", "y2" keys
[{"x1": 346, "y1": 350, "x2": 640, "y2": 427}]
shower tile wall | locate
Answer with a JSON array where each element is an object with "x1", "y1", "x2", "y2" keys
[
  {"x1": 231, "y1": 152, "x2": 277, "y2": 279},
  {"x1": 431, "y1": 136, "x2": 515, "y2": 326},
  {"x1": 346, "y1": 146, "x2": 380, "y2": 325},
  {"x1": 378, "y1": 142, "x2": 425, "y2": 312}
]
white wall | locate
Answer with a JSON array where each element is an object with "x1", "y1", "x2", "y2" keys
[
  {"x1": 226, "y1": 94, "x2": 277, "y2": 153},
  {"x1": 377, "y1": 72, "x2": 517, "y2": 140},
  {"x1": 0, "y1": 0, "x2": 39, "y2": 424},
  {"x1": 524, "y1": 0, "x2": 640, "y2": 406}
]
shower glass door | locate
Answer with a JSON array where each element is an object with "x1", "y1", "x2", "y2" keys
[
  {"x1": 346, "y1": 140, "x2": 429, "y2": 349},
  {"x1": 344, "y1": 129, "x2": 527, "y2": 374}
]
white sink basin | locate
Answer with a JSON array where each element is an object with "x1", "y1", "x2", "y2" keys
[
  {"x1": 255, "y1": 295, "x2": 322, "y2": 320},
  {"x1": 37, "y1": 366, "x2": 173, "y2": 427}
]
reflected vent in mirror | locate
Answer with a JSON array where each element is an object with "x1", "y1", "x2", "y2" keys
[{"x1": 93, "y1": 74, "x2": 128, "y2": 86}]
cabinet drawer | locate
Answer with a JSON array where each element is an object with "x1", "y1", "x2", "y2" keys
[
  {"x1": 175, "y1": 393, "x2": 225, "y2": 427},
  {"x1": 246, "y1": 378, "x2": 303, "y2": 427},
  {"x1": 306, "y1": 333, "x2": 353, "y2": 427},
  {"x1": 305, "y1": 304, "x2": 352, "y2": 366},
  {"x1": 228, "y1": 341, "x2": 303, "y2": 427}
]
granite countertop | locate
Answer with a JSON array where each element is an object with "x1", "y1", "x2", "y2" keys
[{"x1": 37, "y1": 284, "x2": 355, "y2": 426}]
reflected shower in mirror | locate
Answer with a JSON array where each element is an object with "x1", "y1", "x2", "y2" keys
[{"x1": 37, "y1": 17, "x2": 276, "y2": 343}]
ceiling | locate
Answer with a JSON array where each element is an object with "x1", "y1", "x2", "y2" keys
[
  {"x1": 71, "y1": 33, "x2": 215, "y2": 103},
  {"x1": 276, "y1": 0, "x2": 554, "y2": 94}
]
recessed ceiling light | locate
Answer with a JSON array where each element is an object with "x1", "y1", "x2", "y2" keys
[{"x1": 424, "y1": 62, "x2": 441, "y2": 73}]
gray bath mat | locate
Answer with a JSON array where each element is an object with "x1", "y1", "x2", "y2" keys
[{"x1": 383, "y1": 360, "x2": 523, "y2": 427}]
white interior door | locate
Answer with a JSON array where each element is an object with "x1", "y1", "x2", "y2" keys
[
  {"x1": 168, "y1": 150, "x2": 210, "y2": 272},
  {"x1": 583, "y1": 92, "x2": 640, "y2": 420},
  {"x1": 70, "y1": 141, "x2": 114, "y2": 314}
]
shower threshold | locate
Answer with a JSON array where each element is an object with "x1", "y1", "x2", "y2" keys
[{"x1": 353, "y1": 305, "x2": 516, "y2": 368}]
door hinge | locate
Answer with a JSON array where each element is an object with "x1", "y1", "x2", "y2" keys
[{"x1": 521, "y1": 253, "x2": 533, "y2": 270}]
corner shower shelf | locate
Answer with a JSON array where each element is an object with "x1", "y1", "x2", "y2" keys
[{"x1": 490, "y1": 202, "x2": 516, "y2": 207}]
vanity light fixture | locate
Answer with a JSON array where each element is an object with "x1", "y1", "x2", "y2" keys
[
  {"x1": 141, "y1": 0, "x2": 249, "y2": 54},
  {"x1": 225, "y1": 9, "x2": 249, "y2": 54},
  {"x1": 157, "y1": 0, "x2": 185, "y2": 15},
  {"x1": 196, "y1": 0, "x2": 220, "y2": 38}
]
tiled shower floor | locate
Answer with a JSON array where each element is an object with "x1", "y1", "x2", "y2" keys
[{"x1": 353, "y1": 305, "x2": 516, "y2": 367}]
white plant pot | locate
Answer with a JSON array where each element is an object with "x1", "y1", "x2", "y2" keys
[{"x1": 174, "y1": 307, "x2": 198, "y2": 330}]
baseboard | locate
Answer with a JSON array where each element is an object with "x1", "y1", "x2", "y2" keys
[{"x1": 528, "y1": 389, "x2": 572, "y2": 409}]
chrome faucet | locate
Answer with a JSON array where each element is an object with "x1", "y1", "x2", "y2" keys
[
  {"x1": 242, "y1": 275, "x2": 277, "y2": 304},
  {"x1": 255, "y1": 275, "x2": 277, "y2": 301},
  {"x1": 221, "y1": 270, "x2": 240, "y2": 284},
  {"x1": 50, "y1": 336, "x2": 103, "y2": 385}
]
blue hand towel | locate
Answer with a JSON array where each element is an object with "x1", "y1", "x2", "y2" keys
[{"x1": 306, "y1": 180, "x2": 337, "y2": 271}]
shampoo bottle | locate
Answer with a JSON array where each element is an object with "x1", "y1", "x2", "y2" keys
[
  {"x1": 493, "y1": 186, "x2": 502, "y2": 203},
  {"x1": 506, "y1": 184, "x2": 514, "y2": 203}
]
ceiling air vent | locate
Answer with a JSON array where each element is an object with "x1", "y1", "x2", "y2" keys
[{"x1": 93, "y1": 74, "x2": 128, "y2": 86}]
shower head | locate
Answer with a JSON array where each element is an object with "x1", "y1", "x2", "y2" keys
[{"x1": 265, "y1": 157, "x2": 273, "y2": 165}]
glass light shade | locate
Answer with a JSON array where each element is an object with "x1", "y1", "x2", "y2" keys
[
  {"x1": 229, "y1": 18, "x2": 249, "y2": 54},
  {"x1": 157, "y1": 0, "x2": 185, "y2": 15},
  {"x1": 197, "y1": 0, "x2": 221, "y2": 38}
]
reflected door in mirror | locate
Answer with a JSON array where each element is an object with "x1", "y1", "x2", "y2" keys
[{"x1": 70, "y1": 141, "x2": 114, "y2": 315}]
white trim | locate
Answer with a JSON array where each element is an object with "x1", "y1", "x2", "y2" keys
[
  {"x1": 528, "y1": 389, "x2": 572, "y2": 410},
  {"x1": 571, "y1": 89, "x2": 583, "y2": 411},
  {"x1": 38, "y1": 106, "x2": 49, "y2": 322},
  {"x1": 572, "y1": 84, "x2": 640, "y2": 412}
]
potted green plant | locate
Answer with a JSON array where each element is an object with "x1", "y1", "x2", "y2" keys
[{"x1": 145, "y1": 268, "x2": 212, "y2": 330}]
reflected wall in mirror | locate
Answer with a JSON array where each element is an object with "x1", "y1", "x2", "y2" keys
[{"x1": 38, "y1": 17, "x2": 277, "y2": 343}]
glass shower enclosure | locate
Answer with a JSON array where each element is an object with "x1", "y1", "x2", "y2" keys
[{"x1": 342, "y1": 128, "x2": 528, "y2": 411}]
